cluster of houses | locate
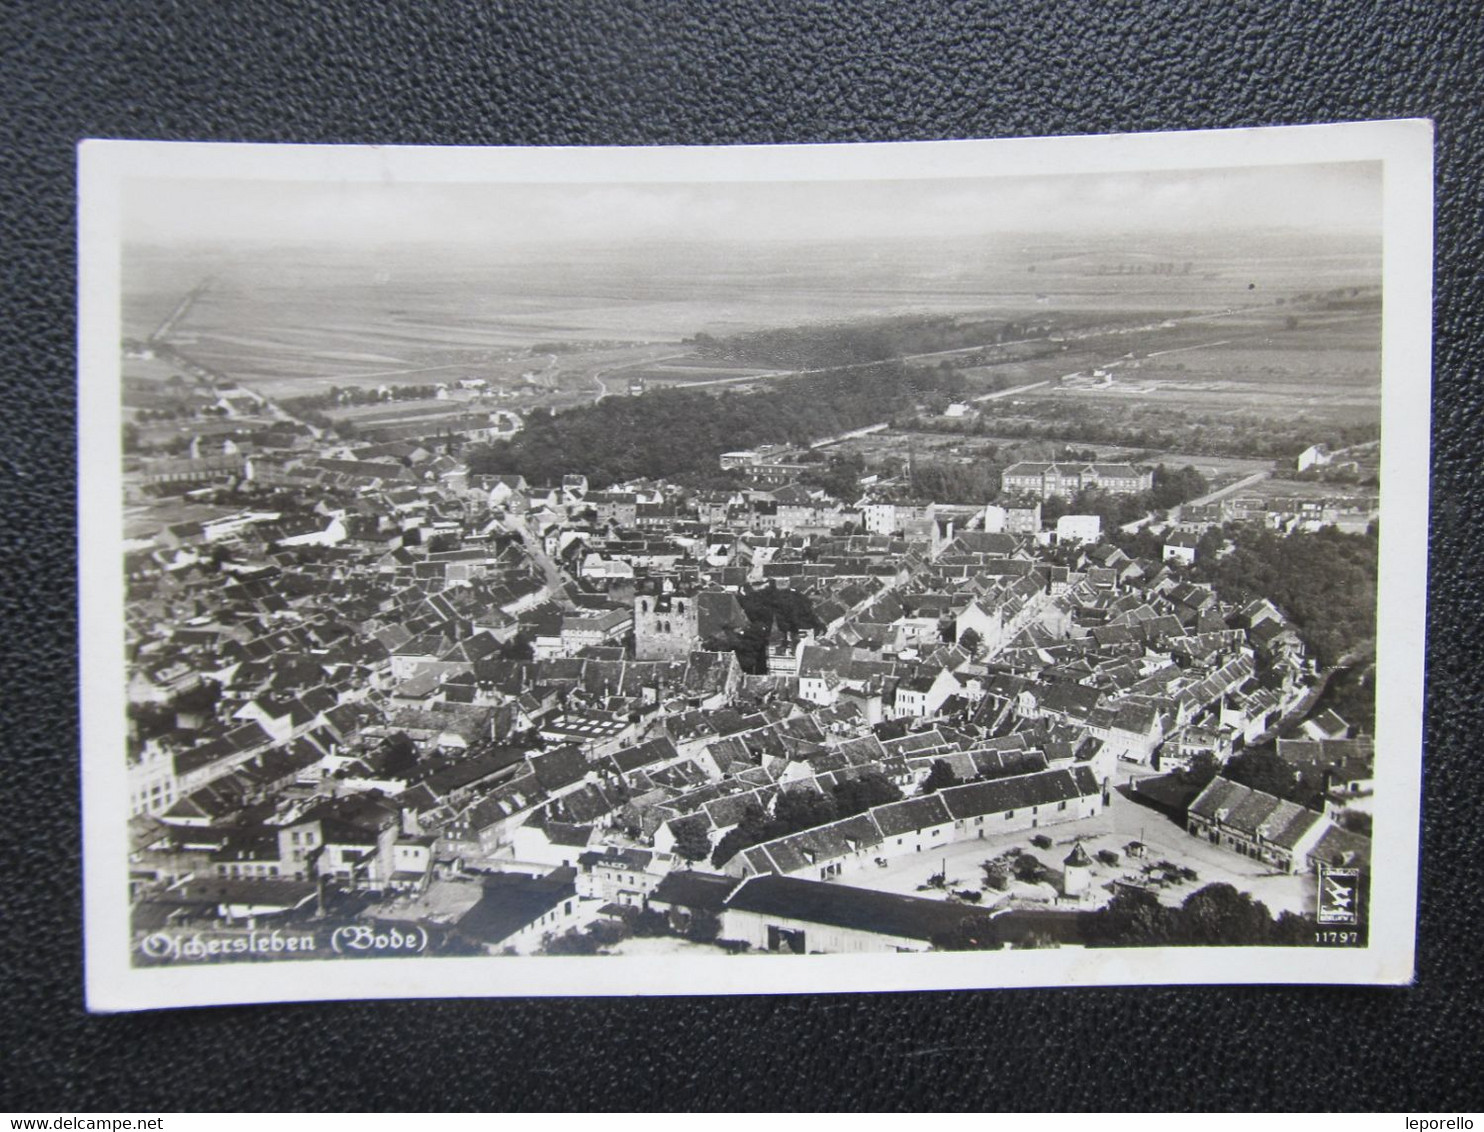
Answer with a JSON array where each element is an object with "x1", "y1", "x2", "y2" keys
[
  {"x1": 1186, "y1": 491, "x2": 1378, "y2": 537},
  {"x1": 122, "y1": 423, "x2": 1369, "y2": 959}
]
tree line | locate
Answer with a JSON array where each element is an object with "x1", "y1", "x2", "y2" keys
[
  {"x1": 685, "y1": 314, "x2": 1053, "y2": 371},
  {"x1": 932, "y1": 882, "x2": 1327, "y2": 950},
  {"x1": 281, "y1": 383, "x2": 446, "y2": 413}
]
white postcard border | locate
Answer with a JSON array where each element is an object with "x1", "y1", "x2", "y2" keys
[{"x1": 79, "y1": 120, "x2": 1433, "y2": 1012}]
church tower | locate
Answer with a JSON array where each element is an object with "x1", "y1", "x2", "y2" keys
[{"x1": 633, "y1": 590, "x2": 701, "y2": 660}]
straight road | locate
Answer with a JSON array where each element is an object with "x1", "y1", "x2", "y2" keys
[
  {"x1": 969, "y1": 379, "x2": 1049, "y2": 402},
  {"x1": 1180, "y1": 470, "x2": 1271, "y2": 510},
  {"x1": 505, "y1": 511, "x2": 571, "y2": 604},
  {"x1": 809, "y1": 379, "x2": 1053, "y2": 450}
]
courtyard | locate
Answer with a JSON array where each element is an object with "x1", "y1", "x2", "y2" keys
[{"x1": 831, "y1": 785, "x2": 1316, "y2": 918}]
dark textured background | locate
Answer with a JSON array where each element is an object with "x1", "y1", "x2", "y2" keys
[{"x1": 3, "y1": 0, "x2": 1482, "y2": 1112}]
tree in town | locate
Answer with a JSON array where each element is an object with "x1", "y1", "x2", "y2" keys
[
  {"x1": 773, "y1": 788, "x2": 839, "y2": 832},
  {"x1": 710, "y1": 802, "x2": 771, "y2": 869},
  {"x1": 540, "y1": 920, "x2": 631, "y2": 955},
  {"x1": 1180, "y1": 751, "x2": 1223, "y2": 790},
  {"x1": 498, "y1": 630, "x2": 536, "y2": 661},
  {"x1": 920, "y1": 759, "x2": 961, "y2": 795},
  {"x1": 1098, "y1": 884, "x2": 1177, "y2": 945},
  {"x1": 1339, "y1": 810, "x2": 1373, "y2": 838},
  {"x1": 928, "y1": 914, "x2": 1000, "y2": 951},
  {"x1": 1175, "y1": 883, "x2": 1280, "y2": 946},
  {"x1": 1013, "y1": 854, "x2": 1050, "y2": 884},
  {"x1": 670, "y1": 817, "x2": 713, "y2": 865},
  {"x1": 1224, "y1": 747, "x2": 1309, "y2": 804},
  {"x1": 830, "y1": 770, "x2": 902, "y2": 816},
  {"x1": 684, "y1": 911, "x2": 722, "y2": 945},
  {"x1": 703, "y1": 619, "x2": 772, "y2": 675},
  {"x1": 1193, "y1": 524, "x2": 1378, "y2": 668}
]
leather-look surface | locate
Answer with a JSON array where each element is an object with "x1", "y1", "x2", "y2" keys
[{"x1": 3, "y1": 0, "x2": 1481, "y2": 1112}]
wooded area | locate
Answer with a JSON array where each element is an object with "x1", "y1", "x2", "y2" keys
[
  {"x1": 1194, "y1": 524, "x2": 1379, "y2": 668},
  {"x1": 685, "y1": 313, "x2": 1052, "y2": 370},
  {"x1": 467, "y1": 362, "x2": 966, "y2": 487}
]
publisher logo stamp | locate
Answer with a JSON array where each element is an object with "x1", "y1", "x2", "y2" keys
[{"x1": 1317, "y1": 865, "x2": 1361, "y2": 925}]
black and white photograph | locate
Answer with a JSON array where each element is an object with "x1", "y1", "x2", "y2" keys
[{"x1": 77, "y1": 122, "x2": 1432, "y2": 1011}]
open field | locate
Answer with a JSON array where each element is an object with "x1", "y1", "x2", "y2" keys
[
  {"x1": 1242, "y1": 478, "x2": 1379, "y2": 507},
  {"x1": 999, "y1": 308, "x2": 1380, "y2": 423},
  {"x1": 118, "y1": 231, "x2": 1382, "y2": 470},
  {"x1": 1146, "y1": 452, "x2": 1275, "y2": 478},
  {"x1": 121, "y1": 353, "x2": 194, "y2": 387},
  {"x1": 121, "y1": 231, "x2": 1379, "y2": 407},
  {"x1": 321, "y1": 397, "x2": 486, "y2": 424}
]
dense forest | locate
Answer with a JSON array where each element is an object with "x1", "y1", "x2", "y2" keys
[
  {"x1": 1309, "y1": 661, "x2": 1377, "y2": 735},
  {"x1": 467, "y1": 362, "x2": 966, "y2": 487},
  {"x1": 685, "y1": 314, "x2": 1056, "y2": 370},
  {"x1": 1193, "y1": 524, "x2": 1379, "y2": 669}
]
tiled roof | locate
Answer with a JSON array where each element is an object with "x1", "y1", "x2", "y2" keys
[{"x1": 725, "y1": 875, "x2": 991, "y2": 943}]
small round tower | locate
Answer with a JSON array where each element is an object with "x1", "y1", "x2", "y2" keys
[{"x1": 1062, "y1": 839, "x2": 1093, "y2": 899}]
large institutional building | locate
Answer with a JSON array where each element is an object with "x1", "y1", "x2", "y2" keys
[{"x1": 1001, "y1": 461, "x2": 1154, "y2": 501}]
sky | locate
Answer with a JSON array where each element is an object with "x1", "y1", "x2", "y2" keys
[{"x1": 122, "y1": 161, "x2": 1382, "y2": 249}]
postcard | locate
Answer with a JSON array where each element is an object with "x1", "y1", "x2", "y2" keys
[{"x1": 77, "y1": 121, "x2": 1432, "y2": 1010}]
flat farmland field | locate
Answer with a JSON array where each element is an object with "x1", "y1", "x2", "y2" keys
[
  {"x1": 322, "y1": 398, "x2": 480, "y2": 425},
  {"x1": 1246, "y1": 478, "x2": 1379, "y2": 507},
  {"x1": 121, "y1": 353, "x2": 191, "y2": 386},
  {"x1": 1034, "y1": 382, "x2": 1379, "y2": 427},
  {"x1": 1006, "y1": 307, "x2": 1382, "y2": 430},
  {"x1": 122, "y1": 231, "x2": 1379, "y2": 398},
  {"x1": 1135, "y1": 315, "x2": 1378, "y2": 399},
  {"x1": 1144, "y1": 452, "x2": 1275, "y2": 479}
]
